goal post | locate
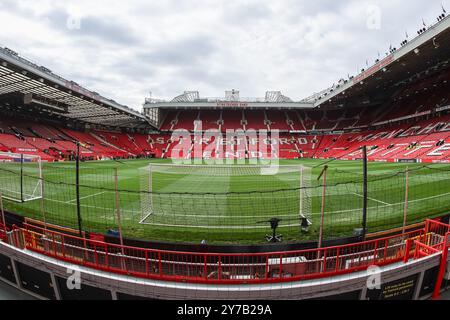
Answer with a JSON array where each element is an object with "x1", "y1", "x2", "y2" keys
[
  {"x1": 0, "y1": 152, "x2": 43, "y2": 203},
  {"x1": 139, "y1": 163, "x2": 313, "y2": 229},
  {"x1": 140, "y1": 163, "x2": 154, "y2": 223},
  {"x1": 299, "y1": 165, "x2": 313, "y2": 227}
]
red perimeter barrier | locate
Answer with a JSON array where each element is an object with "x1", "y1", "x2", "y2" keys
[
  {"x1": 1, "y1": 220, "x2": 449, "y2": 286},
  {"x1": 0, "y1": 223, "x2": 8, "y2": 242},
  {"x1": 432, "y1": 231, "x2": 450, "y2": 299}
]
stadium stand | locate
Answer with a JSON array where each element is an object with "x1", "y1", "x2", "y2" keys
[
  {"x1": 3, "y1": 103, "x2": 450, "y2": 162},
  {"x1": 243, "y1": 110, "x2": 267, "y2": 131},
  {"x1": 197, "y1": 110, "x2": 220, "y2": 131},
  {"x1": 266, "y1": 110, "x2": 291, "y2": 132}
]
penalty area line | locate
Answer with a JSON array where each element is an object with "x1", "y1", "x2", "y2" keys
[
  {"x1": 352, "y1": 192, "x2": 391, "y2": 205},
  {"x1": 66, "y1": 191, "x2": 108, "y2": 204}
]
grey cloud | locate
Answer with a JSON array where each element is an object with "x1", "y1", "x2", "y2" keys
[
  {"x1": 108, "y1": 58, "x2": 156, "y2": 82},
  {"x1": 178, "y1": 65, "x2": 242, "y2": 88},
  {"x1": 44, "y1": 9, "x2": 140, "y2": 46},
  {"x1": 221, "y1": 2, "x2": 272, "y2": 25},
  {"x1": 74, "y1": 17, "x2": 140, "y2": 45},
  {"x1": 0, "y1": 1, "x2": 140, "y2": 46},
  {"x1": 109, "y1": 36, "x2": 219, "y2": 90},
  {"x1": 138, "y1": 36, "x2": 217, "y2": 66}
]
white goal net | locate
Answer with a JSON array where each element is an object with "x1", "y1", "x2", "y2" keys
[
  {"x1": 0, "y1": 152, "x2": 43, "y2": 203},
  {"x1": 139, "y1": 164, "x2": 312, "y2": 229}
]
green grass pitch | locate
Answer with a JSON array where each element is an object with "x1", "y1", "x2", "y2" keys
[{"x1": 2, "y1": 158, "x2": 450, "y2": 244}]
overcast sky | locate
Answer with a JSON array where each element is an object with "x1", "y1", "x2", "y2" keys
[{"x1": 0, "y1": 0, "x2": 448, "y2": 111}]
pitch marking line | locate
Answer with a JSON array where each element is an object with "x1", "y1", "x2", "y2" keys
[
  {"x1": 352, "y1": 192, "x2": 391, "y2": 205},
  {"x1": 66, "y1": 191, "x2": 108, "y2": 204},
  {"x1": 41, "y1": 190, "x2": 450, "y2": 229}
]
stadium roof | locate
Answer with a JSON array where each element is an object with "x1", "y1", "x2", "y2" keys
[
  {"x1": 312, "y1": 13, "x2": 450, "y2": 110},
  {"x1": 144, "y1": 90, "x2": 313, "y2": 110},
  {"x1": 0, "y1": 47, "x2": 149, "y2": 129}
]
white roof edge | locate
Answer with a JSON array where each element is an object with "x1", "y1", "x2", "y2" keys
[{"x1": 144, "y1": 102, "x2": 315, "y2": 109}]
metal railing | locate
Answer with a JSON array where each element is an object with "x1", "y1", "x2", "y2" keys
[
  {"x1": 1, "y1": 219, "x2": 448, "y2": 287},
  {"x1": 4, "y1": 222, "x2": 439, "y2": 285}
]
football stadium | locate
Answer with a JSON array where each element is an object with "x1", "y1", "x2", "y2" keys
[{"x1": 0, "y1": 2, "x2": 450, "y2": 302}]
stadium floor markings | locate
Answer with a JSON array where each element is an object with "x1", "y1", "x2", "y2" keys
[
  {"x1": 26, "y1": 189, "x2": 450, "y2": 220},
  {"x1": 138, "y1": 221, "x2": 304, "y2": 229},
  {"x1": 351, "y1": 192, "x2": 391, "y2": 205},
  {"x1": 45, "y1": 197, "x2": 136, "y2": 213},
  {"x1": 144, "y1": 208, "x2": 363, "y2": 221},
  {"x1": 17, "y1": 172, "x2": 450, "y2": 229},
  {"x1": 140, "y1": 189, "x2": 450, "y2": 222},
  {"x1": 65, "y1": 191, "x2": 109, "y2": 204}
]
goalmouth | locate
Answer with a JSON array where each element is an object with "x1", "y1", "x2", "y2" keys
[
  {"x1": 0, "y1": 152, "x2": 43, "y2": 203},
  {"x1": 139, "y1": 163, "x2": 313, "y2": 229}
]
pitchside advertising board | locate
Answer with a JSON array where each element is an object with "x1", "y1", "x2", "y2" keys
[{"x1": 397, "y1": 159, "x2": 419, "y2": 163}]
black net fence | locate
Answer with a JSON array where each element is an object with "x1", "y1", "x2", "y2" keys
[{"x1": 1, "y1": 161, "x2": 450, "y2": 244}]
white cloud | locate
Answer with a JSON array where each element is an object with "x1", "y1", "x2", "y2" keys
[{"x1": 0, "y1": 0, "x2": 448, "y2": 110}]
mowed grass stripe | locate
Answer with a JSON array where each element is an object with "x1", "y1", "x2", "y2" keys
[{"x1": 2, "y1": 158, "x2": 450, "y2": 243}]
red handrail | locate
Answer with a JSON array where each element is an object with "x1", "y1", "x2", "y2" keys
[
  {"x1": 22, "y1": 222, "x2": 422, "y2": 259},
  {"x1": 1, "y1": 219, "x2": 447, "y2": 286},
  {"x1": 0, "y1": 223, "x2": 9, "y2": 243},
  {"x1": 14, "y1": 224, "x2": 434, "y2": 284},
  {"x1": 433, "y1": 232, "x2": 450, "y2": 299}
]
